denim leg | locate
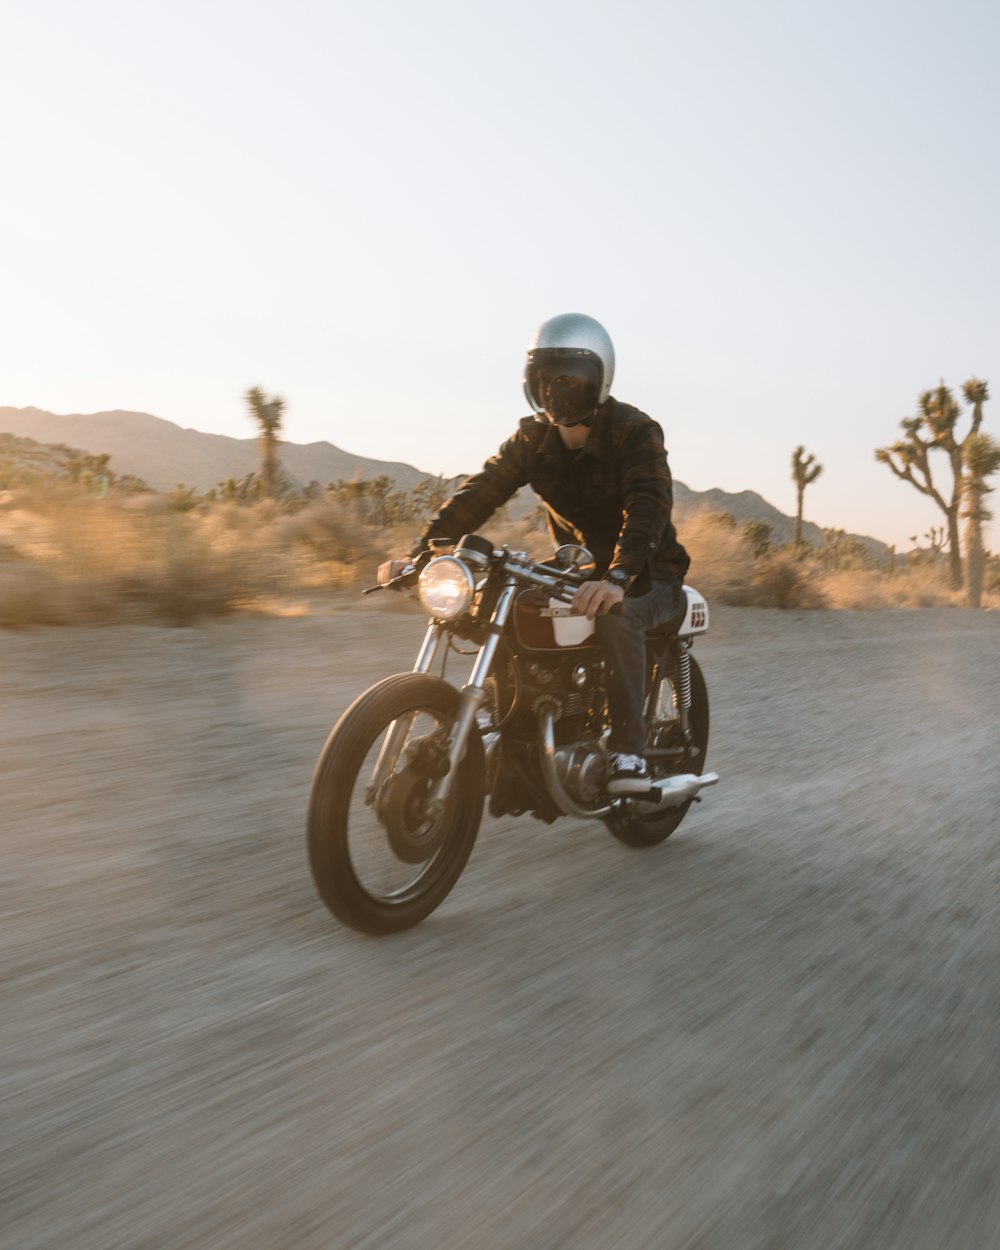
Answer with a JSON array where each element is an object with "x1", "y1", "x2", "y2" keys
[{"x1": 593, "y1": 578, "x2": 685, "y2": 755}]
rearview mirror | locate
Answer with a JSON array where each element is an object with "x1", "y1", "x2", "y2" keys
[{"x1": 553, "y1": 544, "x2": 595, "y2": 578}]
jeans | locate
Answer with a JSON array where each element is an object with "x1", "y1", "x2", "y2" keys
[{"x1": 594, "y1": 576, "x2": 686, "y2": 755}]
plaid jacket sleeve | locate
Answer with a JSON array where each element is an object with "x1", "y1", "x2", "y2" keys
[
  {"x1": 609, "y1": 418, "x2": 674, "y2": 579},
  {"x1": 418, "y1": 426, "x2": 531, "y2": 549}
]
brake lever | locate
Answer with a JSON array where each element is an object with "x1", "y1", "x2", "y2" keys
[
  {"x1": 363, "y1": 567, "x2": 420, "y2": 596},
  {"x1": 362, "y1": 572, "x2": 417, "y2": 597}
]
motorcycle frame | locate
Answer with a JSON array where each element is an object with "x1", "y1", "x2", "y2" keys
[
  {"x1": 375, "y1": 547, "x2": 699, "y2": 822},
  {"x1": 376, "y1": 552, "x2": 577, "y2": 815},
  {"x1": 410, "y1": 552, "x2": 690, "y2": 815}
]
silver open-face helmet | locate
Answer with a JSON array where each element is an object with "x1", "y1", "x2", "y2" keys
[{"x1": 523, "y1": 313, "x2": 615, "y2": 426}]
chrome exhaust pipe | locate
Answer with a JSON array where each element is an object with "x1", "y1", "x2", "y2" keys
[
  {"x1": 538, "y1": 709, "x2": 613, "y2": 820},
  {"x1": 634, "y1": 771, "x2": 720, "y2": 810},
  {"x1": 539, "y1": 708, "x2": 719, "y2": 819}
]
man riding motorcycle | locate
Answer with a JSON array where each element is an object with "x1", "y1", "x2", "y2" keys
[{"x1": 413, "y1": 312, "x2": 690, "y2": 796}]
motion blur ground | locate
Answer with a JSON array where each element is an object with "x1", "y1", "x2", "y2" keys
[{"x1": 3, "y1": 602, "x2": 1000, "y2": 1248}]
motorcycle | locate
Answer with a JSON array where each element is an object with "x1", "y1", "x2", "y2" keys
[{"x1": 307, "y1": 534, "x2": 719, "y2": 933}]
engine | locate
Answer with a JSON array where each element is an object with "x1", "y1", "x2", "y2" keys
[
  {"x1": 486, "y1": 649, "x2": 606, "y2": 822},
  {"x1": 552, "y1": 742, "x2": 607, "y2": 805}
]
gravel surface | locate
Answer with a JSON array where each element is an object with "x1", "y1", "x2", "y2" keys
[{"x1": 3, "y1": 602, "x2": 1000, "y2": 1249}]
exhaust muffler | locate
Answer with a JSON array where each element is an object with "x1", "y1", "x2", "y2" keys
[{"x1": 634, "y1": 771, "x2": 720, "y2": 810}]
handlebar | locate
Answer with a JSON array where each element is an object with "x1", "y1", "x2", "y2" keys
[
  {"x1": 503, "y1": 560, "x2": 580, "y2": 603},
  {"x1": 365, "y1": 545, "x2": 618, "y2": 612}
]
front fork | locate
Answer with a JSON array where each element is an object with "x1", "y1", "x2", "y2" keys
[
  {"x1": 425, "y1": 581, "x2": 519, "y2": 816},
  {"x1": 366, "y1": 624, "x2": 444, "y2": 803},
  {"x1": 370, "y1": 582, "x2": 519, "y2": 816}
]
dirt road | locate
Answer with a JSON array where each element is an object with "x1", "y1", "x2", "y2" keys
[{"x1": 3, "y1": 603, "x2": 999, "y2": 1248}]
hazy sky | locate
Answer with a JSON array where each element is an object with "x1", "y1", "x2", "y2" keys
[{"x1": 3, "y1": 0, "x2": 998, "y2": 548}]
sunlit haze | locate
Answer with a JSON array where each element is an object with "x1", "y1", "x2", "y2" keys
[{"x1": 3, "y1": 0, "x2": 998, "y2": 548}]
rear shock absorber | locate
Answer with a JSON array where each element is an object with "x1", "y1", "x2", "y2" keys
[{"x1": 675, "y1": 641, "x2": 692, "y2": 734}]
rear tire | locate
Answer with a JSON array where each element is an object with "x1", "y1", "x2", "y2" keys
[
  {"x1": 605, "y1": 654, "x2": 709, "y2": 848},
  {"x1": 307, "y1": 673, "x2": 485, "y2": 933}
]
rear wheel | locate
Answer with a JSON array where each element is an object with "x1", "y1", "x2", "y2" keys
[
  {"x1": 307, "y1": 673, "x2": 485, "y2": 933},
  {"x1": 605, "y1": 653, "x2": 709, "y2": 848}
]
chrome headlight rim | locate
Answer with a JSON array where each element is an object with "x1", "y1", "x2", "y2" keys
[{"x1": 418, "y1": 555, "x2": 476, "y2": 621}]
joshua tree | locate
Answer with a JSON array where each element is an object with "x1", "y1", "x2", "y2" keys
[
  {"x1": 961, "y1": 432, "x2": 1000, "y2": 608},
  {"x1": 245, "y1": 386, "x2": 286, "y2": 499},
  {"x1": 964, "y1": 377, "x2": 990, "y2": 430},
  {"x1": 791, "y1": 446, "x2": 823, "y2": 548},
  {"x1": 876, "y1": 378, "x2": 989, "y2": 589}
]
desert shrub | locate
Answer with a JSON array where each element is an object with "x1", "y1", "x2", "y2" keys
[
  {"x1": 819, "y1": 528, "x2": 874, "y2": 571},
  {"x1": 886, "y1": 566, "x2": 959, "y2": 608},
  {"x1": 274, "y1": 499, "x2": 392, "y2": 587},
  {"x1": 816, "y1": 568, "x2": 900, "y2": 611},
  {"x1": 816, "y1": 563, "x2": 965, "y2": 610},
  {"x1": 167, "y1": 483, "x2": 201, "y2": 513},
  {"x1": 0, "y1": 487, "x2": 289, "y2": 626},
  {"x1": 743, "y1": 520, "x2": 774, "y2": 557},
  {"x1": 753, "y1": 550, "x2": 828, "y2": 609},
  {"x1": 0, "y1": 565, "x2": 74, "y2": 627},
  {"x1": 679, "y1": 510, "x2": 759, "y2": 604}
]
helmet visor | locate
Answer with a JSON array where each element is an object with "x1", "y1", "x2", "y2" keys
[{"x1": 524, "y1": 350, "x2": 603, "y2": 424}]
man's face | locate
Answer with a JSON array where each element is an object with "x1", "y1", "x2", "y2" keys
[{"x1": 525, "y1": 351, "x2": 602, "y2": 425}]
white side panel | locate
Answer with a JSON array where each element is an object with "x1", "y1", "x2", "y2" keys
[
  {"x1": 543, "y1": 601, "x2": 597, "y2": 646},
  {"x1": 677, "y1": 585, "x2": 709, "y2": 635}
]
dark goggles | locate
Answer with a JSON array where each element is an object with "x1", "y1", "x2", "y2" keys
[{"x1": 524, "y1": 349, "x2": 603, "y2": 425}]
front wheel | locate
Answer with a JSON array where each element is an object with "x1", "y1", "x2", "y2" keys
[
  {"x1": 605, "y1": 653, "x2": 709, "y2": 848},
  {"x1": 307, "y1": 673, "x2": 485, "y2": 933}
]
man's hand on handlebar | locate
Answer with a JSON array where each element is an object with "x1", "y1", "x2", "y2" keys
[
  {"x1": 375, "y1": 549, "x2": 432, "y2": 590},
  {"x1": 571, "y1": 580, "x2": 624, "y2": 620},
  {"x1": 377, "y1": 559, "x2": 413, "y2": 586}
]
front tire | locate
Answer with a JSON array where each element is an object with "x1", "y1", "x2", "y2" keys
[
  {"x1": 605, "y1": 654, "x2": 709, "y2": 848},
  {"x1": 308, "y1": 673, "x2": 485, "y2": 933}
]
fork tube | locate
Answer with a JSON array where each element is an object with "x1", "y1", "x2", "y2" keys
[
  {"x1": 368, "y1": 714, "x2": 415, "y2": 799},
  {"x1": 427, "y1": 580, "x2": 519, "y2": 811},
  {"x1": 367, "y1": 623, "x2": 444, "y2": 799},
  {"x1": 413, "y1": 623, "x2": 443, "y2": 673},
  {"x1": 467, "y1": 583, "x2": 518, "y2": 687}
]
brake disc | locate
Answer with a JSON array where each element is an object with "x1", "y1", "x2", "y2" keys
[{"x1": 379, "y1": 769, "x2": 446, "y2": 864}]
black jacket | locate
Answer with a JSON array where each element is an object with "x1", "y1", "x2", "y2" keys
[{"x1": 421, "y1": 398, "x2": 690, "y2": 595}]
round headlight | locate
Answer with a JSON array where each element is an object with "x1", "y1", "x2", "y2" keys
[{"x1": 418, "y1": 556, "x2": 475, "y2": 621}]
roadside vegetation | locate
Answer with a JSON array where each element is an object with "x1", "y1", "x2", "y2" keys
[
  {"x1": 0, "y1": 440, "x2": 540, "y2": 626},
  {"x1": 2, "y1": 473, "x2": 996, "y2": 627},
  {"x1": 876, "y1": 378, "x2": 999, "y2": 606},
  {"x1": 1, "y1": 374, "x2": 999, "y2": 627}
]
